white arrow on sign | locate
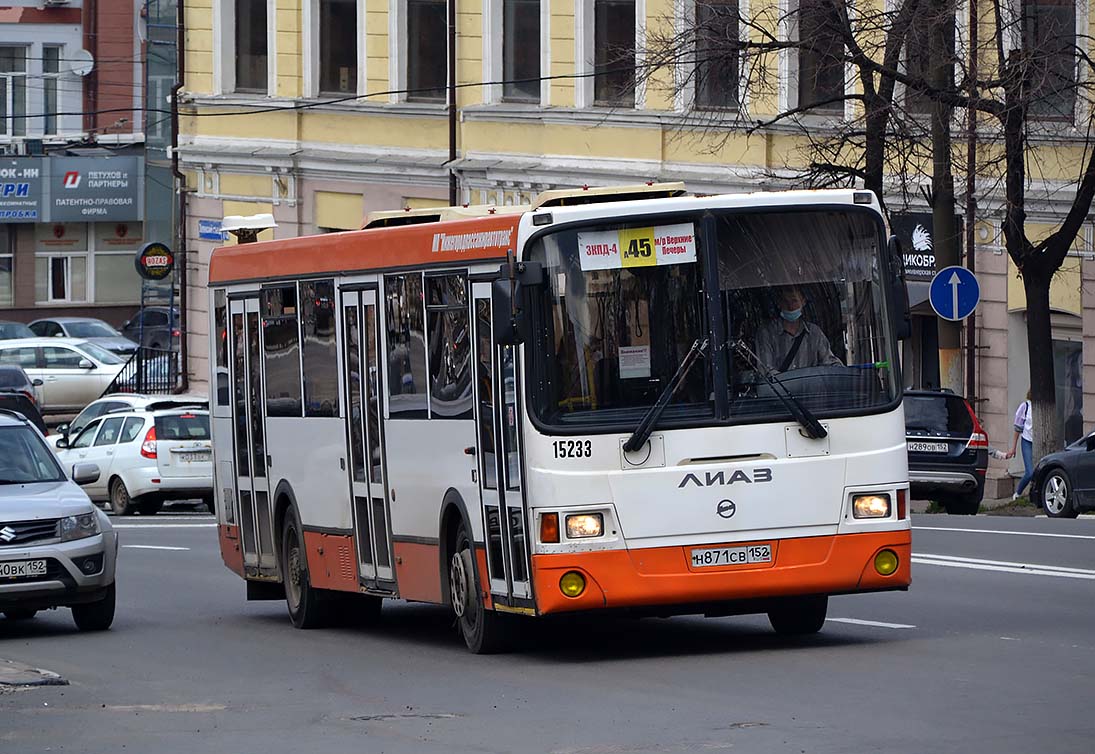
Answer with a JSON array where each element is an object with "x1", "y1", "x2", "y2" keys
[{"x1": 948, "y1": 270, "x2": 962, "y2": 319}]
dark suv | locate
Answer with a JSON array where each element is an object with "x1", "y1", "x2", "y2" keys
[{"x1": 905, "y1": 390, "x2": 989, "y2": 515}]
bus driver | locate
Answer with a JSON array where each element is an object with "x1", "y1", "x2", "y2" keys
[{"x1": 754, "y1": 286, "x2": 842, "y2": 373}]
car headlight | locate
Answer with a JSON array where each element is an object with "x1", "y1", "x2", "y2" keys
[
  {"x1": 60, "y1": 512, "x2": 101, "y2": 542},
  {"x1": 565, "y1": 513, "x2": 604, "y2": 538},
  {"x1": 852, "y1": 494, "x2": 891, "y2": 519}
]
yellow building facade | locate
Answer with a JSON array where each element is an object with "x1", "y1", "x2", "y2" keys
[{"x1": 179, "y1": 0, "x2": 1095, "y2": 497}]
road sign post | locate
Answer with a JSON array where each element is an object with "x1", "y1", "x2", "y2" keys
[{"x1": 929, "y1": 265, "x2": 980, "y2": 322}]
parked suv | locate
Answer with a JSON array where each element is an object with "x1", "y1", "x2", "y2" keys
[
  {"x1": 0, "y1": 409, "x2": 117, "y2": 630},
  {"x1": 905, "y1": 389, "x2": 989, "y2": 515}
]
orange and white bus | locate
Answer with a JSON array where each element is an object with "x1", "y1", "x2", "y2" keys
[{"x1": 208, "y1": 184, "x2": 912, "y2": 652}]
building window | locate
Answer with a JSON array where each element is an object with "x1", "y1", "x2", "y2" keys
[
  {"x1": 262, "y1": 284, "x2": 303, "y2": 417},
  {"x1": 300, "y1": 279, "x2": 340, "y2": 417},
  {"x1": 1023, "y1": 0, "x2": 1076, "y2": 120},
  {"x1": 503, "y1": 0, "x2": 540, "y2": 102},
  {"x1": 426, "y1": 273, "x2": 472, "y2": 419},
  {"x1": 385, "y1": 272, "x2": 428, "y2": 417},
  {"x1": 695, "y1": 0, "x2": 740, "y2": 110},
  {"x1": 796, "y1": 0, "x2": 844, "y2": 112},
  {"x1": 593, "y1": 0, "x2": 636, "y2": 106},
  {"x1": 35, "y1": 255, "x2": 88, "y2": 303},
  {"x1": 407, "y1": 0, "x2": 446, "y2": 101},
  {"x1": 320, "y1": 0, "x2": 358, "y2": 94},
  {"x1": 34, "y1": 223, "x2": 143, "y2": 305},
  {"x1": 236, "y1": 0, "x2": 269, "y2": 92},
  {"x1": 0, "y1": 46, "x2": 27, "y2": 136},
  {"x1": 43, "y1": 46, "x2": 61, "y2": 135}
]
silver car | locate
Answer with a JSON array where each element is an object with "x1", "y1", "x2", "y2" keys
[
  {"x1": 0, "y1": 409, "x2": 117, "y2": 630},
  {"x1": 0, "y1": 338, "x2": 126, "y2": 415},
  {"x1": 29, "y1": 316, "x2": 138, "y2": 357}
]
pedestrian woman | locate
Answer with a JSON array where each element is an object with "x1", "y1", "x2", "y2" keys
[{"x1": 1009, "y1": 390, "x2": 1034, "y2": 500}]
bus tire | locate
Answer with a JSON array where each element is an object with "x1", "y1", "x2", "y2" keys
[
  {"x1": 450, "y1": 522, "x2": 510, "y2": 654},
  {"x1": 281, "y1": 509, "x2": 331, "y2": 629},
  {"x1": 767, "y1": 595, "x2": 827, "y2": 636}
]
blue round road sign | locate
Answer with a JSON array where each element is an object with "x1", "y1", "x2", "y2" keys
[{"x1": 929, "y1": 265, "x2": 980, "y2": 321}]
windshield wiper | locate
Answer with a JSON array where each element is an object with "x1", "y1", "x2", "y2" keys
[
  {"x1": 731, "y1": 340, "x2": 828, "y2": 440},
  {"x1": 623, "y1": 339, "x2": 709, "y2": 453}
]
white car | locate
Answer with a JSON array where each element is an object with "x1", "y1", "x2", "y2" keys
[
  {"x1": 54, "y1": 408, "x2": 213, "y2": 516},
  {"x1": 0, "y1": 338, "x2": 127, "y2": 415},
  {"x1": 48, "y1": 393, "x2": 208, "y2": 449}
]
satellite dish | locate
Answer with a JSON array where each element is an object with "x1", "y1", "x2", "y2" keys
[{"x1": 70, "y1": 49, "x2": 95, "y2": 77}]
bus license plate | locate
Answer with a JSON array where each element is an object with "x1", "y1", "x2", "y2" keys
[
  {"x1": 907, "y1": 441, "x2": 949, "y2": 453},
  {"x1": 0, "y1": 560, "x2": 47, "y2": 579},
  {"x1": 690, "y1": 544, "x2": 772, "y2": 568}
]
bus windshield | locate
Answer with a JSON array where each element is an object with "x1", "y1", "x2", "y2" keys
[{"x1": 528, "y1": 209, "x2": 899, "y2": 430}]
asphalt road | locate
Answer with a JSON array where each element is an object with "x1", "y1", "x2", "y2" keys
[{"x1": 2, "y1": 512, "x2": 1093, "y2": 754}]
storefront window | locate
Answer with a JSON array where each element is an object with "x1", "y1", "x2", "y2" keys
[
  {"x1": 34, "y1": 222, "x2": 142, "y2": 304},
  {"x1": 0, "y1": 226, "x2": 11, "y2": 307},
  {"x1": 1053, "y1": 339, "x2": 1083, "y2": 445}
]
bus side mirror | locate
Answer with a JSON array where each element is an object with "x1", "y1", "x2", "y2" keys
[
  {"x1": 491, "y1": 261, "x2": 543, "y2": 346},
  {"x1": 887, "y1": 235, "x2": 912, "y2": 341}
]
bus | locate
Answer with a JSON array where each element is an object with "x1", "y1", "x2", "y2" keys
[{"x1": 208, "y1": 184, "x2": 913, "y2": 653}]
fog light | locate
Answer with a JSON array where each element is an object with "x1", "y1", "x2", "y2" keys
[
  {"x1": 853, "y1": 494, "x2": 891, "y2": 519},
  {"x1": 559, "y1": 571, "x2": 586, "y2": 598},
  {"x1": 565, "y1": 513, "x2": 604, "y2": 539},
  {"x1": 874, "y1": 549, "x2": 899, "y2": 576}
]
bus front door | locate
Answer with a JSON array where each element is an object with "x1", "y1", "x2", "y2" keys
[
  {"x1": 471, "y1": 283, "x2": 531, "y2": 603},
  {"x1": 229, "y1": 297, "x2": 276, "y2": 575},
  {"x1": 341, "y1": 289, "x2": 395, "y2": 587}
]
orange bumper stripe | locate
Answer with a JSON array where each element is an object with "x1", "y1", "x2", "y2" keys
[{"x1": 531, "y1": 531, "x2": 912, "y2": 615}]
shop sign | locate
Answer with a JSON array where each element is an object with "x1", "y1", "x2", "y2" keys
[
  {"x1": 135, "y1": 241, "x2": 174, "y2": 281},
  {"x1": 0, "y1": 158, "x2": 44, "y2": 222},
  {"x1": 50, "y1": 157, "x2": 141, "y2": 222},
  {"x1": 34, "y1": 223, "x2": 88, "y2": 252},
  {"x1": 891, "y1": 212, "x2": 964, "y2": 282},
  {"x1": 95, "y1": 222, "x2": 144, "y2": 252}
]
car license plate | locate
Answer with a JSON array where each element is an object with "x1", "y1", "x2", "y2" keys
[
  {"x1": 0, "y1": 560, "x2": 47, "y2": 579},
  {"x1": 690, "y1": 544, "x2": 772, "y2": 568},
  {"x1": 907, "y1": 441, "x2": 949, "y2": 453},
  {"x1": 178, "y1": 451, "x2": 210, "y2": 463}
]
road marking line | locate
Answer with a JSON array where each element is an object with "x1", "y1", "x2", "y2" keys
[
  {"x1": 826, "y1": 618, "x2": 916, "y2": 629},
  {"x1": 912, "y1": 555, "x2": 1095, "y2": 580},
  {"x1": 916, "y1": 552, "x2": 1095, "y2": 574},
  {"x1": 112, "y1": 524, "x2": 217, "y2": 529},
  {"x1": 122, "y1": 545, "x2": 191, "y2": 551},
  {"x1": 915, "y1": 526, "x2": 1095, "y2": 541}
]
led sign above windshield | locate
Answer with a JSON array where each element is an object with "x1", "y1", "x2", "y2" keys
[{"x1": 577, "y1": 222, "x2": 697, "y2": 271}]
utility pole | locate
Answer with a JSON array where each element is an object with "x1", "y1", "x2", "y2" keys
[{"x1": 964, "y1": 0, "x2": 978, "y2": 400}]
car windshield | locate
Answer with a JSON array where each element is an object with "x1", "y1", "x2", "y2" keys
[
  {"x1": 0, "y1": 322, "x2": 34, "y2": 339},
  {"x1": 77, "y1": 342, "x2": 125, "y2": 365},
  {"x1": 66, "y1": 321, "x2": 120, "y2": 338},
  {"x1": 528, "y1": 209, "x2": 899, "y2": 430},
  {"x1": 155, "y1": 413, "x2": 210, "y2": 440},
  {"x1": 905, "y1": 394, "x2": 974, "y2": 435},
  {"x1": 0, "y1": 426, "x2": 65, "y2": 483}
]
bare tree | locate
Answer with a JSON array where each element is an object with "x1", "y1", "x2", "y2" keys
[{"x1": 642, "y1": 0, "x2": 1095, "y2": 462}]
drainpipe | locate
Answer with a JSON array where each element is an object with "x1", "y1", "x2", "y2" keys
[
  {"x1": 172, "y1": 0, "x2": 189, "y2": 392},
  {"x1": 83, "y1": 0, "x2": 99, "y2": 134},
  {"x1": 447, "y1": 0, "x2": 458, "y2": 204}
]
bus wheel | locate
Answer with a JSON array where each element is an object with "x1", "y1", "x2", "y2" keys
[
  {"x1": 281, "y1": 510, "x2": 330, "y2": 629},
  {"x1": 767, "y1": 595, "x2": 828, "y2": 636},
  {"x1": 450, "y1": 523, "x2": 510, "y2": 654}
]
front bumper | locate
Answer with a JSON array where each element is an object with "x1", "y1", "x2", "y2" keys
[
  {"x1": 0, "y1": 531, "x2": 117, "y2": 610},
  {"x1": 530, "y1": 530, "x2": 911, "y2": 615}
]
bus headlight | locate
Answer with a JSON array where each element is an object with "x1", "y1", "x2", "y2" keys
[
  {"x1": 565, "y1": 513, "x2": 604, "y2": 538},
  {"x1": 852, "y1": 494, "x2": 891, "y2": 519}
]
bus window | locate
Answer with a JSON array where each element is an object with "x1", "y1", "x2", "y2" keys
[
  {"x1": 426, "y1": 273, "x2": 472, "y2": 419},
  {"x1": 214, "y1": 290, "x2": 229, "y2": 407},
  {"x1": 385, "y1": 273, "x2": 428, "y2": 418},
  {"x1": 300, "y1": 279, "x2": 339, "y2": 418},
  {"x1": 262, "y1": 284, "x2": 303, "y2": 417}
]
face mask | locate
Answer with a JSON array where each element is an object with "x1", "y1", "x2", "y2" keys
[{"x1": 780, "y1": 307, "x2": 803, "y2": 322}]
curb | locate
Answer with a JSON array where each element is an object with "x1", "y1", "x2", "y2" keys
[{"x1": 0, "y1": 658, "x2": 68, "y2": 688}]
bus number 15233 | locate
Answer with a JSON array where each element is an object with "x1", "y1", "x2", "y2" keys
[{"x1": 553, "y1": 439, "x2": 592, "y2": 459}]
